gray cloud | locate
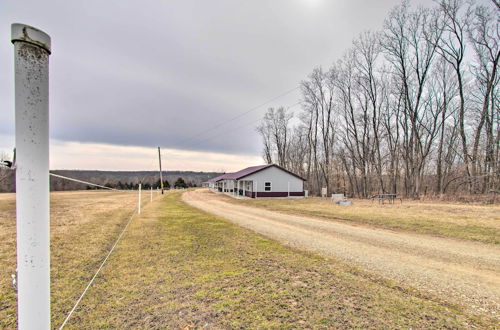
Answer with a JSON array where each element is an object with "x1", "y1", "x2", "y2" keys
[{"x1": 1, "y1": 0, "x2": 422, "y2": 156}]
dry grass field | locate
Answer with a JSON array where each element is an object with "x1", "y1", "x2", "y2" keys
[
  {"x1": 0, "y1": 190, "x2": 497, "y2": 328},
  {"x1": 0, "y1": 190, "x2": 144, "y2": 328},
  {"x1": 221, "y1": 195, "x2": 500, "y2": 244}
]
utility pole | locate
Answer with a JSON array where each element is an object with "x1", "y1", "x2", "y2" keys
[{"x1": 158, "y1": 147, "x2": 164, "y2": 194}]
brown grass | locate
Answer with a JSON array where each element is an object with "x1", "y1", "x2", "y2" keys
[
  {"x1": 219, "y1": 194, "x2": 500, "y2": 244},
  {"x1": 0, "y1": 190, "x2": 144, "y2": 328},
  {"x1": 0, "y1": 190, "x2": 496, "y2": 328}
]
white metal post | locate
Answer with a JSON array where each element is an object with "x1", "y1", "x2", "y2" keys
[
  {"x1": 150, "y1": 186, "x2": 153, "y2": 202},
  {"x1": 255, "y1": 181, "x2": 257, "y2": 198},
  {"x1": 138, "y1": 184, "x2": 142, "y2": 214},
  {"x1": 288, "y1": 182, "x2": 290, "y2": 197},
  {"x1": 12, "y1": 23, "x2": 51, "y2": 330}
]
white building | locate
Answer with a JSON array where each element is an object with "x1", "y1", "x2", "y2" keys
[
  {"x1": 206, "y1": 173, "x2": 227, "y2": 191},
  {"x1": 207, "y1": 164, "x2": 305, "y2": 198}
]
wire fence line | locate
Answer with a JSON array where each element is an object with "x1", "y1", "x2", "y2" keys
[
  {"x1": 55, "y1": 181, "x2": 159, "y2": 329},
  {"x1": 49, "y1": 173, "x2": 124, "y2": 191},
  {"x1": 47, "y1": 171, "x2": 160, "y2": 328},
  {"x1": 58, "y1": 208, "x2": 137, "y2": 329},
  {"x1": 8, "y1": 170, "x2": 151, "y2": 327}
]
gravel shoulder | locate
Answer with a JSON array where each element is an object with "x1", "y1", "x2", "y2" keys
[{"x1": 182, "y1": 189, "x2": 500, "y2": 318}]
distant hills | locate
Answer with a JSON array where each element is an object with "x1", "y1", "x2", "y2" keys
[{"x1": 0, "y1": 169, "x2": 222, "y2": 192}]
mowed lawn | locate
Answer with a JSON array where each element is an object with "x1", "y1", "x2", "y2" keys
[
  {"x1": 221, "y1": 194, "x2": 500, "y2": 244},
  {"x1": 0, "y1": 190, "x2": 496, "y2": 328}
]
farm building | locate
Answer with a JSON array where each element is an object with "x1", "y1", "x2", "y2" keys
[
  {"x1": 206, "y1": 164, "x2": 305, "y2": 198},
  {"x1": 206, "y1": 173, "x2": 227, "y2": 190}
]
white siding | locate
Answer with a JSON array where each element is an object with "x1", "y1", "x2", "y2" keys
[{"x1": 242, "y1": 166, "x2": 303, "y2": 193}]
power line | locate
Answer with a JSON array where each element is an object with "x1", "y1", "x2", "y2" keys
[
  {"x1": 157, "y1": 91, "x2": 301, "y2": 171},
  {"x1": 177, "y1": 86, "x2": 300, "y2": 147},
  {"x1": 185, "y1": 102, "x2": 301, "y2": 150}
]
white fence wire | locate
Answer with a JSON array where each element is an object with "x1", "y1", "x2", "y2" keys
[
  {"x1": 51, "y1": 174, "x2": 156, "y2": 329},
  {"x1": 49, "y1": 173, "x2": 122, "y2": 191}
]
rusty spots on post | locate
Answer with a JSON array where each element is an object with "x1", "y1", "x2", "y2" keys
[{"x1": 18, "y1": 43, "x2": 49, "y2": 62}]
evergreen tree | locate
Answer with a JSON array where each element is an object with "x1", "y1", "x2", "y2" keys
[
  {"x1": 174, "y1": 177, "x2": 187, "y2": 188},
  {"x1": 155, "y1": 178, "x2": 170, "y2": 189}
]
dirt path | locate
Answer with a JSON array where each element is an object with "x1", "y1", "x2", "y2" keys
[{"x1": 183, "y1": 189, "x2": 500, "y2": 318}]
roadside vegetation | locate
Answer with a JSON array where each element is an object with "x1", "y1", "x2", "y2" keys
[{"x1": 221, "y1": 194, "x2": 500, "y2": 244}]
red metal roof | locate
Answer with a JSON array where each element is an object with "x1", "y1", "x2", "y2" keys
[
  {"x1": 207, "y1": 164, "x2": 306, "y2": 182},
  {"x1": 207, "y1": 173, "x2": 228, "y2": 182},
  {"x1": 223, "y1": 164, "x2": 273, "y2": 180}
]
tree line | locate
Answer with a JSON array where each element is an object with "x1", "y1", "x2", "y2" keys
[
  {"x1": 0, "y1": 168, "x2": 205, "y2": 192},
  {"x1": 258, "y1": 0, "x2": 499, "y2": 198},
  {"x1": 59, "y1": 177, "x2": 193, "y2": 191},
  {"x1": 94, "y1": 178, "x2": 193, "y2": 190}
]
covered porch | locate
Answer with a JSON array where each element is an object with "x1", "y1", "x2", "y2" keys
[{"x1": 226, "y1": 179, "x2": 256, "y2": 198}]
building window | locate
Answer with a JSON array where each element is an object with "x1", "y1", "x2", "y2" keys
[{"x1": 265, "y1": 182, "x2": 271, "y2": 191}]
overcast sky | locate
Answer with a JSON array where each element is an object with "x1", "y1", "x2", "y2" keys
[{"x1": 1, "y1": 0, "x2": 434, "y2": 172}]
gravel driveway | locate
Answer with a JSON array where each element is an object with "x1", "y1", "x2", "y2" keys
[{"x1": 182, "y1": 189, "x2": 500, "y2": 318}]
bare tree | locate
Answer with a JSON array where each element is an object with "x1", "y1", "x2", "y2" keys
[
  {"x1": 257, "y1": 107, "x2": 293, "y2": 167},
  {"x1": 256, "y1": 118, "x2": 274, "y2": 164},
  {"x1": 382, "y1": 2, "x2": 443, "y2": 197},
  {"x1": 301, "y1": 67, "x2": 336, "y2": 194},
  {"x1": 466, "y1": 2, "x2": 500, "y2": 192},
  {"x1": 436, "y1": 0, "x2": 471, "y2": 190},
  {"x1": 255, "y1": 0, "x2": 499, "y2": 199}
]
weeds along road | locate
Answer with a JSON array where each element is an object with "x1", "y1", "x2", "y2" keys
[{"x1": 182, "y1": 189, "x2": 500, "y2": 319}]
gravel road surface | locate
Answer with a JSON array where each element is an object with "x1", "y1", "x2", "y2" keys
[{"x1": 182, "y1": 189, "x2": 500, "y2": 318}]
